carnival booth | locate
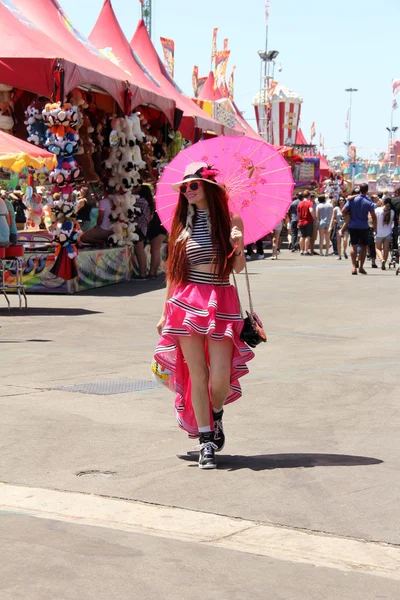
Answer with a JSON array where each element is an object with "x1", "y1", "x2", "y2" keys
[
  {"x1": 0, "y1": 0, "x2": 252, "y2": 299},
  {"x1": 0, "y1": 0, "x2": 178, "y2": 296},
  {"x1": 254, "y1": 84, "x2": 303, "y2": 146}
]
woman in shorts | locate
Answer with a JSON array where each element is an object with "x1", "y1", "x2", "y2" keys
[
  {"x1": 375, "y1": 198, "x2": 394, "y2": 270},
  {"x1": 271, "y1": 220, "x2": 282, "y2": 260}
]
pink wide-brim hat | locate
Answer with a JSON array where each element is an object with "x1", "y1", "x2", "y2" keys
[{"x1": 172, "y1": 161, "x2": 225, "y2": 192}]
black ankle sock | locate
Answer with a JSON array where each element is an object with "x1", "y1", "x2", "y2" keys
[{"x1": 212, "y1": 408, "x2": 224, "y2": 420}]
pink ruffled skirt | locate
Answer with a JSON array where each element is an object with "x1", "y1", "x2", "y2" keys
[{"x1": 154, "y1": 281, "x2": 255, "y2": 437}]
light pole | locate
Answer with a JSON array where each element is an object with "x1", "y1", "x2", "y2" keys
[
  {"x1": 344, "y1": 87, "x2": 358, "y2": 157},
  {"x1": 386, "y1": 125, "x2": 399, "y2": 177},
  {"x1": 257, "y1": 49, "x2": 279, "y2": 142}
]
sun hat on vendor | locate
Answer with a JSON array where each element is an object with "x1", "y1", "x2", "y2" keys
[{"x1": 172, "y1": 161, "x2": 225, "y2": 192}]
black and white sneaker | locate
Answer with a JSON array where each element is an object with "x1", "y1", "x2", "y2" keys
[
  {"x1": 198, "y1": 432, "x2": 217, "y2": 469},
  {"x1": 213, "y1": 409, "x2": 225, "y2": 452}
]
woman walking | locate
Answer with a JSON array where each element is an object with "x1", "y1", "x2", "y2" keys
[
  {"x1": 133, "y1": 184, "x2": 154, "y2": 279},
  {"x1": 316, "y1": 195, "x2": 333, "y2": 256},
  {"x1": 271, "y1": 220, "x2": 282, "y2": 260},
  {"x1": 375, "y1": 198, "x2": 394, "y2": 270},
  {"x1": 329, "y1": 199, "x2": 345, "y2": 259},
  {"x1": 154, "y1": 162, "x2": 254, "y2": 469}
]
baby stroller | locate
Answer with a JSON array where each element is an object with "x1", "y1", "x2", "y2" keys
[{"x1": 388, "y1": 227, "x2": 400, "y2": 274}]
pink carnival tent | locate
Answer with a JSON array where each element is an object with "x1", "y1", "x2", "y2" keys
[
  {"x1": 0, "y1": 1, "x2": 74, "y2": 98},
  {"x1": 128, "y1": 18, "x2": 241, "y2": 138},
  {"x1": 12, "y1": 0, "x2": 175, "y2": 119},
  {"x1": 318, "y1": 152, "x2": 332, "y2": 180},
  {"x1": 197, "y1": 72, "x2": 224, "y2": 102},
  {"x1": 295, "y1": 128, "x2": 308, "y2": 145}
]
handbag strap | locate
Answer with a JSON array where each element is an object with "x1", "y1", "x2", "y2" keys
[{"x1": 232, "y1": 261, "x2": 254, "y2": 316}]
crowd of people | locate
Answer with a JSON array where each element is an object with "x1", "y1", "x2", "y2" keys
[
  {"x1": 0, "y1": 182, "x2": 167, "y2": 280},
  {"x1": 246, "y1": 183, "x2": 400, "y2": 275}
]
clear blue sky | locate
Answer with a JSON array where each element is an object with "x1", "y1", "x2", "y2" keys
[{"x1": 59, "y1": 0, "x2": 399, "y2": 159}]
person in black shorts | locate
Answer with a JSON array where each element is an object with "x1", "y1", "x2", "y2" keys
[
  {"x1": 342, "y1": 184, "x2": 377, "y2": 275},
  {"x1": 147, "y1": 209, "x2": 167, "y2": 279}
]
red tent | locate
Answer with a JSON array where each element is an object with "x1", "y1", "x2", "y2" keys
[
  {"x1": 197, "y1": 72, "x2": 224, "y2": 102},
  {"x1": 128, "y1": 18, "x2": 240, "y2": 138},
  {"x1": 295, "y1": 128, "x2": 308, "y2": 145},
  {"x1": 13, "y1": 0, "x2": 175, "y2": 119},
  {"x1": 318, "y1": 152, "x2": 332, "y2": 180},
  {"x1": 0, "y1": 1, "x2": 73, "y2": 98}
]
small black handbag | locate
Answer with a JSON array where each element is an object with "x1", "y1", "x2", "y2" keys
[{"x1": 233, "y1": 264, "x2": 267, "y2": 348}]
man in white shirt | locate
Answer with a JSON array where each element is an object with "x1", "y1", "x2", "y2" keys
[{"x1": 80, "y1": 189, "x2": 112, "y2": 246}]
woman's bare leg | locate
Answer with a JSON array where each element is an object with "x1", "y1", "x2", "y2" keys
[
  {"x1": 319, "y1": 229, "x2": 324, "y2": 253},
  {"x1": 324, "y1": 230, "x2": 330, "y2": 255},
  {"x1": 150, "y1": 234, "x2": 166, "y2": 276},
  {"x1": 336, "y1": 232, "x2": 342, "y2": 257},
  {"x1": 383, "y1": 240, "x2": 390, "y2": 263},
  {"x1": 375, "y1": 241, "x2": 384, "y2": 262},
  {"x1": 135, "y1": 240, "x2": 147, "y2": 277},
  {"x1": 179, "y1": 334, "x2": 209, "y2": 428},
  {"x1": 207, "y1": 337, "x2": 233, "y2": 411},
  {"x1": 343, "y1": 232, "x2": 349, "y2": 254}
]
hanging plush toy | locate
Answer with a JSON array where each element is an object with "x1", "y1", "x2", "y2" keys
[
  {"x1": 75, "y1": 113, "x2": 98, "y2": 182},
  {"x1": 103, "y1": 114, "x2": 146, "y2": 247},
  {"x1": 24, "y1": 193, "x2": 44, "y2": 230},
  {"x1": 25, "y1": 100, "x2": 46, "y2": 145},
  {"x1": 50, "y1": 200, "x2": 80, "y2": 281}
]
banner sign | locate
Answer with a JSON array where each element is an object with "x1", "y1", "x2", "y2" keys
[
  {"x1": 160, "y1": 37, "x2": 174, "y2": 78},
  {"x1": 192, "y1": 65, "x2": 199, "y2": 97},
  {"x1": 211, "y1": 27, "x2": 218, "y2": 64},
  {"x1": 228, "y1": 66, "x2": 236, "y2": 99},
  {"x1": 214, "y1": 50, "x2": 230, "y2": 93}
]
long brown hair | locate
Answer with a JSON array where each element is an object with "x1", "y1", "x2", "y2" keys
[
  {"x1": 383, "y1": 198, "x2": 392, "y2": 225},
  {"x1": 167, "y1": 182, "x2": 233, "y2": 285}
]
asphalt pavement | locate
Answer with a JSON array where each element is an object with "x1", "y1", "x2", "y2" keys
[{"x1": 1, "y1": 251, "x2": 399, "y2": 599}]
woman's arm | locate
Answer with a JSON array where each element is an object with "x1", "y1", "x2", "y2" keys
[
  {"x1": 231, "y1": 214, "x2": 246, "y2": 273},
  {"x1": 329, "y1": 208, "x2": 335, "y2": 231}
]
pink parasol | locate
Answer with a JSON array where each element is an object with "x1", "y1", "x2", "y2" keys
[{"x1": 155, "y1": 135, "x2": 294, "y2": 245}]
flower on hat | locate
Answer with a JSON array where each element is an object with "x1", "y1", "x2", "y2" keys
[{"x1": 200, "y1": 166, "x2": 219, "y2": 181}]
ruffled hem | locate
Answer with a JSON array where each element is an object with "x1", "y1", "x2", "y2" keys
[{"x1": 154, "y1": 282, "x2": 254, "y2": 437}]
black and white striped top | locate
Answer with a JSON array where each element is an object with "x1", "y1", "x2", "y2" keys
[
  {"x1": 186, "y1": 209, "x2": 214, "y2": 266},
  {"x1": 186, "y1": 209, "x2": 229, "y2": 286}
]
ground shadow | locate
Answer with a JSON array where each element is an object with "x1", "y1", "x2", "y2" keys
[
  {"x1": 0, "y1": 339, "x2": 52, "y2": 343},
  {"x1": 0, "y1": 308, "x2": 102, "y2": 317},
  {"x1": 178, "y1": 453, "x2": 383, "y2": 471},
  {"x1": 78, "y1": 278, "x2": 167, "y2": 298}
]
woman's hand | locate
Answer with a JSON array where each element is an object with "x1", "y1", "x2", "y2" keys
[
  {"x1": 156, "y1": 314, "x2": 166, "y2": 336},
  {"x1": 230, "y1": 225, "x2": 243, "y2": 248}
]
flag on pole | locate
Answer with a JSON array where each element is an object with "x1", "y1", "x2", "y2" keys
[
  {"x1": 160, "y1": 37, "x2": 175, "y2": 78},
  {"x1": 268, "y1": 81, "x2": 278, "y2": 98},
  {"x1": 310, "y1": 122, "x2": 316, "y2": 140},
  {"x1": 393, "y1": 98, "x2": 398, "y2": 111},
  {"x1": 392, "y1": 79, "x2": 400, "y2": 97},
  {"x1": 192, "y1": 66, "x2": 199, "y2": 97},
  {"x1": 228, "y1": 66, "x2": 236, "y2": 99},
  {"x1": 224, "y1": 38, "x2": 228, "y2": 50},
  {"x1": 265, "y1": 0, "x2": 270, "y2": 22},
  {"x1": 345, "y1": 107, "x2": 350, "y2": 129},
  {"x1": 211, "y1": 28, "x2": 218, "y2": 66},
  {"x1": 214, "y1": 50, "x2": 230, "y2": 93}
]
